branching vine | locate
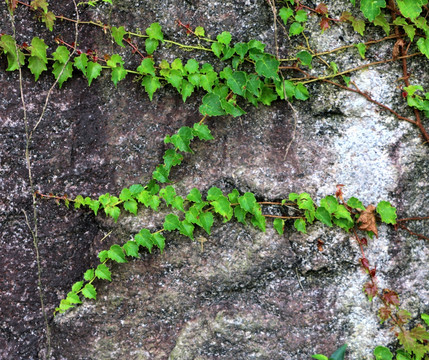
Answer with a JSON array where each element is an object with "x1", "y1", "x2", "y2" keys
[{"x1": 2, "y1": 0, "x2": 429, "y2": 359}]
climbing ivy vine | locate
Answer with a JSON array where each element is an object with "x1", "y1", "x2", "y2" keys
[{"x1": 2, "y1": 0, "x2": 429, "y2": 359}]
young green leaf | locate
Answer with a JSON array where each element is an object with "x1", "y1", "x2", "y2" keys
[
  {"x1": 360, "y1": 0, "x2": 386, "y2": 22},
  {"x1": 0, "y1": 35, "x2": 25, "y2": 71},
  {"x1": 152, "y1": 233, "x2": 166, "y2": 253},
  {"x1": 171, "y1": 196, "x2": 185, "y2": 212},
  {"x1": 279, "y1": 7, "x2": 294, "y2": 24},
  {"x1": 187, "y1": 188, "x2": 203, "y2": 203},
  {"x1": 124, "y1": 199, "x2": 138, "y2": 215},
  {"x1": 74, "y1": 53, "x2": 88, "y2": 76},
  {"x1": 28, "y1": 56, "x2": 47, "y2": 81},
  {"x1": 251, "y1": 213, "x2": 266, "y2": 232},
  {"x1": 195, "y1": 26, "x2": 205, "y2": 37},
  {"x1": 347, "y1": 197, "x2": 365, "y2": 210},
  {"x1": 72, "y1": 281, "x2": 84, "y2": 293},
  {"x1": 397, "y1": 0, "x2": 426, "y2": 20},
  {"x1": 294, "y1": 218, "x2": 306, "y2": 233},
  {"x1": 207, "y1": 187, "x2": 224, "y2": 201},
  {"x1": 107, "y1": 244, "x2": 127, "y2": 263},
  {"x1": 164, "y1": 214, "x2": 181, "y2": 231},
  {"x1": 123, "y1": 240, "x2": 140, "y2": 258},
  {"x1": 234, "y1": 205, "x2": 247, "y2": 225},
  {"x1": 376, "y1": 201, "x2": 397, "y2": 224},
  {"x1": 296, "y1": 51, "x2": 312, "y2": 68},
  {"x1": 329, "y1": 344, "x2": 347, "y2": 360},
  {"x1": 82, "y1": 283, "x2": 97, "y2": 300},
  {"x1": 146, "y1": 22, "x2": 164, "y2": 42},
  {"x1": 135, "y1": 229, "x2": 154, "y2": 253},
  {"x1": 95, "y1": 263, "x2": 112, "y2": 281},
  {"x1": 66, "y1": 292, "x2": 82, "y2": 304},
  {"x1": 211, "y1": 196, "x2": 233, "y2": 221},
  {"x1": 199, "y1": 93, "x2": 226, "y2": 116},
  {"x1": 29, "y1": 36, "x2": 48, "y2": 63},
  {"x1": 111, "y1": 26, "x2": 127, "y2": 47},
  {"x1": 273, "y1": 218, "x2": 285, "y2": 235},
  {"x1": 164, "y1": 126, "x2": 194, "y2": 153},
  {"x1": 238, "y1": 192, "x2": 260, "y2": 215},
  {"x1": 141, "y1": 75, "x2": 161, "y2": 101},
  {"x1": 255, "y1": 54, "x2": 280, "y2": 80},
  {"x1": 355, "y1": 43, "x2": 366, "y2": 59},
  {"x1": 84, "y1": 269, "x2": 95, "y2": 281},
  {"x1": 137, "y1": 58, "x2": 156, "y2": 76},
  {"x1": 145, "y1": 38, "x2": 159, "y2": 55},
  {"x1": 295, "y1": 10, "x2": 308, "y2": 23},
  {"x1": 289, "y1": 22, "x2": 304, "y2": 36},
  {"x1": 373, "y1": 346, "x2": 393, "y2": 360},
  {"x1": 315, "y1": 206, "x2": 333, "y2": 227},
  {"x1": 311, "y1": 355, "x2": 329, "y2": 360},
  {"x1": 159, "y1": 185, "x2": 176, "y2": 205},
  {"x1": 199, "y1": 212, "x2": 214, "y2": 235},
  {"x1": 217, "y1": 31, "x2": 232, "y2": 45},
  {"x1": 179, "y1": 220, "x2": 194, "y2": 239},
  {"x1": 86, "y1": 61, "x2": 102, "y2": 86},
  {"x1": 163, "y1": 149, "x2": 183, "y2": 170}
]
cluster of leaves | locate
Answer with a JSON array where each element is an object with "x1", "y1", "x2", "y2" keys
[{"x1": 374, "y1": 314, "x2": 429, "y2": 360}]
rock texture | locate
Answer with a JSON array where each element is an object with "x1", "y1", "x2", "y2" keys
[{"x1": 1, "y1": 0, "x2": 429, "y2": 359}]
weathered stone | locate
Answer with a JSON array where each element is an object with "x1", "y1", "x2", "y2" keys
[{"x1": 1, "y1": 0, "x2": 429, "y2": 359}]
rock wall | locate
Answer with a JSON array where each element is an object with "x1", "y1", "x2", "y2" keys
[{"x1": 1, "y1": 0, "x2": 428, "y2": 359}]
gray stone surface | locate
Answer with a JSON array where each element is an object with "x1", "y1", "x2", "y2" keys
[{"x1": 1, "y1": 0, "x2": 429, "y2": 359}]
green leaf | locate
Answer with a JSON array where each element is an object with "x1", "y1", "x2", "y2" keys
[
  {"x1": 141, "y1": 75, "x2": 161, "y2": 101},
  {"x1": 111, "y1": 64, "x2": 127, "y2": 87},
  {"x1": 184, "y1": 59, "x2": 199, "y2": 74},
  {"x1": 403, "y1": 25, "x2": 416, "y2": 42},
  {"x1": 311, "y1": 355, "x2": 329, "y2": 360},
  {"x1": 294, "y1": 218, "x2": 306, "y2": 233},
  {"x1": 330, "y1": 61, "x2": 339, "y2": 74},
  {"x1": 179, "y1": 220, "x2": 194, "y2": 239},
  {"x1": 217, "y1": 31, "x2": 232, "y2": 45},
  {"x1": 315, "y1": 206, "x2": 333, "y2": 227},
  {"x1": 111, "y1": 26, "x2": 126, "y2": 47},
  {"x1": 187, "y1": 188, "x2": 203, "y2": 203},
  {"x1": 273, "y1": 218, "x2": 285, "y2": 235},
  {"x1": 251, "y1": 212, "x2": 266, "y2": 232},
  {"x1": 234, "y1": 205, "x2": 247, "y2": 225},
  {"x1": 238, "y1": 192, "x2": 260, "y2": 215},
  {"x1": 294, "y1": 83, "x2": 309, "y2": 100},
  {"x1": 31, "y1": 0, "x2": 48, "y2": 13},
  {"x1": 107, "y1": 244, "x2": 127, "y2": 263},
  {"x1": 163, "y1": 149, "x2": 183, "y2": 170},
  {"x1": 86, "y1": 61, "x2": 102, "y2": 86},
  {"x1": 234, "y1": 42, "x2": 249, "y2": 60},
  {"x1": 29, "y1": 37, "x2": 48, "y2": 63},
  {"x1": 417, "y1": 37, "x2": 429, "y2": 59},
  {"x1": 0, "y1": 35, "x2": 24, "y2": 71},
  {"x1": 297, "y1": 51, "x2": 312, "y2": 68},
  {"x1": 373, "y1": 346, "x2": 393, "y2": 360},
  {"x1": 207, "y1": 187, "x2": 224, "y2": 201},
  {"x1": 351, "y1": 19, "x2": 366, "y2": 36},
  {"x1": 255, "y1": 54, "x2": 280, "y2": 80},
  {"x1": 159, "y1": 185, "x2": 176, "y2": 205},
  {"x1": 52, "y1": 45, "x2": 70, "y2": 63},
  {"x1": 279, "y1": 7, "x2": 294, "y2": 24},
  {"x1": 333, "y1": 217, "x2": 354, "y2": 231},
  {"x1": 28, "y1": 56, "x2": 47, "y2": 81},
  {"x1": 124, "y1": 199, "x2": 138, "y2": 215},
  {"x1": 84, "y1": 269, "x2": 94, "y2": 281},
  {"x1": 171, "y1": 196, "x2": 185, "y2": 212},
  {"x1": 199, "y1": 93, "x2": 226, "y2": 116},
  {"x1": 329, "y1": 344, "x2": 347, "y2": 360},
  {"x1": 41, "y1": 11, "x2": 55, "y2": 31},
  {"x1": 82, "y1": 283, "x2": 97, "y2": 300},
  {"x1": 320, "y1": 195, "x2": 338, "y2": 213},
  {"x1": 98, "y1": 250, "x2": 108, "y2": 262},
  {"x1": 376, "y1": 201, "x2": 397, "y2": 224},
  {"x1": 355, "y1": 43, "x2": 366, "y2": 59},
  {"x1": 135, "y1": 229, "x2": 154, "y2": 253},
  {"x1": 360, "y1": 0, "x2": 386, "y2": 22},
  {"x1": 166, "y1": 69, "x2": 183, "y2": 91},
  {"x1": 181, "y1": 79, "x2": 194, "y2": 102},
  {"x1": 66, "y1": 293, "x2": 82, "y2": 304},
  {"x1": 152, "y1": 233, "x2": 165, "y2": 253},
  {"x1": 74, "y1": 53, "x2": 88, "y2": 76},
  {"x1": 227, "y1": 71, "x2": 247, "y2": 96},
  {"x1": 211, "y1": 196, "x2": 233, "y2": 221},
  {"x1": 145, "y1": 38, "x2": 159, "y2": 55},
  {"x1": 52, "y1": 61, "x2": 73, "y2": 89},
  {"x1": 95, "y1": 263, "x2": 112, "y2": 281},
  {"x1": 195, "y1": 26, "x2": 205, "y2": 37},
  {"x1": 72, "y1": 281, "x2": 84, "y2": 293},
  {"x1": 211, "y1": 42, "x2": 224, "y2": 58},
  {"x1": 105, "y1": 205, "x2": 121, "y2": 222},
  {"x1": 146, "y1": 22, "x2": 164, "y2": 42},
  {"x1": 333, "y1": 205, "x2": 353, "y2": 223},
  {"x1": 221, "y1": 99, "x2": 246, "y2": 116},
  {"x1": 289, "y1": 22, "x2": 304, "y2": 36},
  {"x1": 228, "y1": 189, "x2": 240, "y2": 203},
  {"x1": 164, "y1": 214, "x2": 181, "y2": 231},
  {"x1": 347, "y1": 197, "x2": 365, "y2": 210},
  {"x1": 422, "y1": 313, "x2": 429, "y2": 326},
  {"x1": 137, "y1": 58, "x2": 156, "y2": 76},
  {"x1": 164, "y1": 126, "x2": 194, "y2": 153},
  {"x1": 192, "y1": 123, "x2": 214, "y2": 141},
  {"x1": 397, "y1": 0, "x2": 427, "y2": 20},
  {"x1": 398, "y1": 330, "x2": 417, "y2": 354},
  {"x1": 199, "y1": 212, "x2": 214, "y2": 235},
  {"x1": 123, "y1": 240, "x2": 140, "y2": 258},
  {"x1": 295, "y1": 10, "x2": 308, "y2": 23},
  {"x1": 373, "y1": 14, "x2": 390, "y2": 35}
]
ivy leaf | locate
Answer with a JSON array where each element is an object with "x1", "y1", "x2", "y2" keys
[
  {"x1": 311, "y1": 355, "x2": 329, "y2": 360},
  {"x1": 146, "y1": 22, "x2": 164, "y2": 42},
  {"x1": 417, "y1": 37, "x2": 429, "y2": 59},
  {"x1": 234, "y1": 205, "x2": 247, "y2": 225},
  {"x1": 95, "y1": 263, "x2": 112, "y2": 281},
  {"x1": 360, "y1": 0, "x2": 386, "y2": 22},
  {"x1": 227, "y1": 71, "x2": 247, "y2": 96},
  {"x1": 259, "y1": 86, "x2": 278, "y2": 105},
  {"x1": 351, "y1": 18, "x2": 366, "y2": 36},
  {"x1": 135, "y1": 229, "x2": 154, "y2": 253},
  {"x1": 98, "y1": 250, "x2": 108, "y2": 262},
  {"x1": 295, "y1": 10, "x2": 308, "y2": 23},
  {"x1": 279, "y1": 7, "x2": 294, "y2": 24},
  {"x1": 376, "y1": 201, "x2": 397, "y2": 224},
  {"x1": 74, "y1": 53, "x2": 88, "y2": 76},
  {"x1": 228, "y1": 189, "x2": 240, "y2": 203},
  {"x1": 145, "y1": 38, "x2": 159, "y2": 55},
  {"x1": 333, "y1": 205, "x2": 353, "y2": 223},
  {"x1": 199, "y1": 93, "x2": 226, "y2": 116},
  {"x1": 141, "y1": 75, "x2": 161, "y2": 101},
  {"x1": 184, "y1": 59, "x2": 199, "y2": 74},
  {"x1": 294, "y1": 218, "x2": 307, "y2": 233},
  {"x1": 211, "y1": 196, "x2": 233, "y2": 221},
  {"x1": 164, "y1": 214, "x2": 181, "y2": 231},
  {"x1": 355, "y1": 43, "x2": 366, "y2": 59},
  {"x1": 123, "y1": 240, "x2": 140, "y2": 258},
  {"x1": 347, "y1": 197, "x2": 365, "y2": 210},
  {"x1": 164, "y1": 126, "x2": 194, "y2": 153},
  {"x1": 31, "y1": 0, "x2": 48, "y2": 13},
  {"x1": 289, "y1": 22, "x2": 304, "y2": 36},
  {"x1": 52, "y1": 45, "x2": 70, "y2": 64},
  {"x1": 124, "y1": 199, "x2": 138, "y2": 215},
  {"x1": 294, "y1": 83, "x2": 309, "y2": 100},
  {"x1": 0, "y1": 35, "x2": 25, "y2": 71},
  {"x1": 398, "y1": 330, "x2": 417, "y2": 354},
  {"x1": 84, "y1": 269, "x2": 94, "y2": 281},
  {"x1": 66, "y1": 292, "x2": 82, "y2": 304},
  {"x1": 137, "y1": 58, "x2": 156, "y2": 76},
  {"x1": 159, "y1": 185, "x2": 177, "y2": 205},
  {"x1": 329, "y1": 344, "x2": 347, "y2": 360},
  {"x1": 315, "y1": 206, "x2": 332, "y2": 227},
  {"x1": 181, "y1": 79, "x2": 194, "y2": 102},
  {"x1": 195, "y1": 26, "x2": 205, "y2": 37},
  {"x1": 107, "y1": 244, "x2": 127, "y2": 263},
  {"x1": 41, "y1": 11, "x2": 55, "y2": 31},
  {"x1": 234, "y1": 42, "x2": 248, "y2": 60},
  {"x1": 152, "y1": 233, "x2": 165, "y2": 253},
  {"x1": 111, "y1": 26, "x2": 126, "y2": 47},
  {"x1": 192, "y1": 123, "x2": 214, "y2": 141},
  {"x1": 255, "y1": 54, "x2": 280, "y2": 80},
  {"x1": 28, "y1": 56, "x2": 47, "y2": 81},
  {"x1": 251, "y1": 212, "x2": 266, "y2": 232},
  {"x1": 187, "y1": 188, "x2": 203, "y2": 203},
  {"x1": 199, "y1": 212, "x2": 214, "y2": 235},
  {"x1": 82, "y1": 283, "x2": 97, "y2": 300},
  {"x1": 217, "y1": 31, "x2": 232, "y2": 45},
  {"x1": 373, "y1": 14, "x2": 390, "y2": 35},
  {"x1": 238, "y1": 192, "x2": 260, "y2": 215},
  {"x1": 273, "y1": 218, "x2": 285, "y2": 235},
  {"x1": 179, "y1": 220, "x2": 194, "y2": 239},
  {"x1": 86, "y1": 61, "x2": 102, "y2": 86},
  {"x1": 207, "y1": 187, "x2": 224, "y2": 201},
  {"x1": 52, "y1": 61, "x2": 73, "y2": 89},
  {"x1": 72, "y1": 281, "x2": 84, "y2": 293},
  {"x1": 297, "y1": 50, "x2": 312, "y2": 68},
  {"x1": 163, "y1": 149, "x2": 183, "y2": 170},
  {"x1": 422, "y1": 313, "x2": 429, "y2": 326},
  {"x1": 171, "y1": 196, "x2": 185, "y2": 212},
  {"x1": 397, "y1": 0, "x2": 427, "y2": 20},
  {"x1": 29, "y1": 37, "x2": 48, "y2": 63}
]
